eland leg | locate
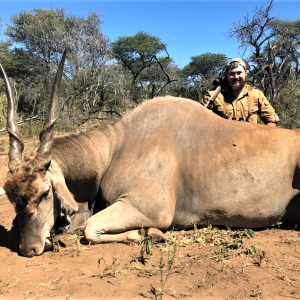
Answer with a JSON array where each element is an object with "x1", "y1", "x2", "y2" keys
[{"x1": 83, "y1": 201, "x2": 172, "y2": 244}]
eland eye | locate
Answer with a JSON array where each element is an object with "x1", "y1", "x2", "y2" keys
[{"x1": 41, "y1": 190, "x2": 50, "y2": 198}]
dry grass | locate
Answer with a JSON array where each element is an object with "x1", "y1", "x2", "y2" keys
[{"x1": 44, "y1": 224, "x2": 265, "y2": 300}]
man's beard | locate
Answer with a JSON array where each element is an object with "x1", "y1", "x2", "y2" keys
[{"x1": 228, "y1": 78, "x2": 246, "y2": 92}]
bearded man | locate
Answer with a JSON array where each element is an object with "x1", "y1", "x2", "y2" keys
[{"x1": 202, "y1": 58, "x2": 279, "y2": 126}]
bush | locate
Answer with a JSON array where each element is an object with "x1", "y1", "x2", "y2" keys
[
  {"x1": 272, "y1": 87, "x2": 300, "y2": 129},
  {"x1": 0, "y1": 93, "x2": 7, "y2": 129}
]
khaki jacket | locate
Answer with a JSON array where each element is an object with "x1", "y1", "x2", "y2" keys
[{"x1": 202, "y1": 83, "x2": 280, "y2": 124}]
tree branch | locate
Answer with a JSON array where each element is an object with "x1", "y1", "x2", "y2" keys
[{"x1": 0, "y1": 115, "x2": 39, "y2": 132}]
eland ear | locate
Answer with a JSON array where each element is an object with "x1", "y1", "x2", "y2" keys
[
  {"x1": 53, "y1": 181, "x2": 78, "y2": 224},
  {"x1": 47, "y1": 160, "x2": 78, "y2": 224}
]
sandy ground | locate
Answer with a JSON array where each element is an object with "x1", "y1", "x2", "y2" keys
[{"x1": 0, "y1": 134, "x2": 300, "y2": 300}]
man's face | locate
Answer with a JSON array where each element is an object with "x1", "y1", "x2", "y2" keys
[{"x1": 226, "y1": 65, "x2": 247, "y2": 92}]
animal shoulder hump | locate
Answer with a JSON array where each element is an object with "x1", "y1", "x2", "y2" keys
[
  {"x1": 127, "y1": 96, "x2": 202, "y2": 115},
  {"x1": 121, "y1": 96, "x2": 207, "y2": 128}
]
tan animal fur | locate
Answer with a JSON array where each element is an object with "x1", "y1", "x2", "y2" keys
[{"x1": 2, "y1": 53, "x2": 300, "y2": 257}]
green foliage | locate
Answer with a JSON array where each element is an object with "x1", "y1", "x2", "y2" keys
[
  {"x1": 0, "y1": 39, "x2": 12, "y2": 59},
  {"x1": 112, "y1": 31, "x2": 166, "y2": 69},
  {"x1": 221, "y1": 229, "x2": 256, "y2": 250},
  {"x1": 0, "y1": 139, "x2": 4, "y2": 152},
  {"x1": 1, "y1": 8, "x2": 114, "y2": 130},
  {"x1": 228, "y1": 1, "x2": 300, "y2": 101},
  {"x1": 7, "y1": 8, "x2": 68, "y2": 61},
  {"x1": 1, "y1": 5, "x2": 300, "y2": 132},
  {"x1": 247, "y1": 244, "x2": 257, "y2": 255},
  {"x1": 273, "y1": 19, "x2": 300, "y2": 49},
  {"x1": 179, "y1": 53, "x2": 227, "y2": 102},
  {"x1": 111, "y1": 31, "x2": 175, "y2": 101},
  {"x1": 0, "y1": 23, "x2": 47, "y2": 90},
  {"x1": 157, "y1": 241, "x2": 178, "y2": 300},
  {"x1": 19, "y1": 123, "x2": 43, "y2": 137},
  {"x1": 141, "y1": 236, "x2": 154, "y2": 256},
  {"x1": 0, "y1": 93, "x2": 7, "y2": 128},
  {"x1": 271, "y1": 221, "x2": 283, "y2": 228},
  {"x1": 3, "y1": 48, "x2": 47, "y2": 79},
  {"x1": 182, "y1": 52, "x2": 227, "y2": 79},
  {"x1": 6, "y1": 8, "x2": 105, "y2": 64},
  {"x1": 252, "y1": 248, "x2": 267, "y2": 267},
  {"x1": 272, "y1": 86, "x2": 300, "y2": 129}
]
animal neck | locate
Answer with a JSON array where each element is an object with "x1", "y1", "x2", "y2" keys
[{"x1": 51, "y1": 123, "x2": 121, "y2": 183}]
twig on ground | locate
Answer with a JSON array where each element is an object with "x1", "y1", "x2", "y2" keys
[
  {"x1": 79, "y1": 270, "x2": 123, "y2": 280},
  {"x1": 277, "y1": 293, "x2": 300, "y2": 299},
  {"x1": 198, "y1": 255, "x2": 219, "y2": 262},
  {"x1": 182, "y1": 250, "x2": 215, "y2": 260},
  {"x1": 26, "y1": 293, "x2": 55, "y2": 300}
]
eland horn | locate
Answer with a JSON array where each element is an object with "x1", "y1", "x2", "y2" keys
[
  {"x1": 34, "y1": 49, "x2": 67, "y2": 170},
  {"x1": 0, "y1": 64, "x2": 24, "y2": 173}
]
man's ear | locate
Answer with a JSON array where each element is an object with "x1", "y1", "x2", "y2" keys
[{"x1": 48, "y1": 160, "x2": 78, "y2": 224}]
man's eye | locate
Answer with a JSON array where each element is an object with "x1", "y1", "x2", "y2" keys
[{"x1": 41, "y1": 190, "x2": 50, "y2": 198}]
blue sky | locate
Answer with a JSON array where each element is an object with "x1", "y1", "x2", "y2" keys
[{"x1": 0, "y1": 0, "x2": 299, "y2": 68}]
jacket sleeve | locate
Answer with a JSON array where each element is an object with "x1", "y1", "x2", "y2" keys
[
  {"x1": 258, "y1": 94, "x2": 280, "y2": 124},
  {"x1": 201, "y1": 90, "x2": 214, "y2": 110}
]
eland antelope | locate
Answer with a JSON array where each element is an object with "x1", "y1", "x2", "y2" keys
[{"x1": 2, "y1": 52, "x2": 300, "y2": 257}]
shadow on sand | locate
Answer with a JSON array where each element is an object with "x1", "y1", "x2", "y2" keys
[{"x1": 0, "y1": 221, "x2": 20, "y2": 254}]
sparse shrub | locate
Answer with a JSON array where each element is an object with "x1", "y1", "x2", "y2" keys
[
  {"x1": 0, "y1": 139, "x2": 4, "y2": 152},
  {"x1": 272, "y1": 87, "x2": 300, "y2": 129},
  {"x1": 19, "y1": 123, "x2": 43, "y2": 137},
  {"x1": 0, "y1": 93, "x2": 7, "y2": 129}
]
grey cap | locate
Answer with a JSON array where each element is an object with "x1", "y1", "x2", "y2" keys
[{"x1": 226, "y1": 58, "x2": 248, "y2": 70}]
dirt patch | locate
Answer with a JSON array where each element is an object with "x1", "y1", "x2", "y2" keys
[{"x1": 0, "y1": 134, "x2": 300, "y2": 300}]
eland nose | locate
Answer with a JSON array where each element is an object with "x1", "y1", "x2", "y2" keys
[{"x1": 19, "y1": 244, "x2": 36, "y2": 257}]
